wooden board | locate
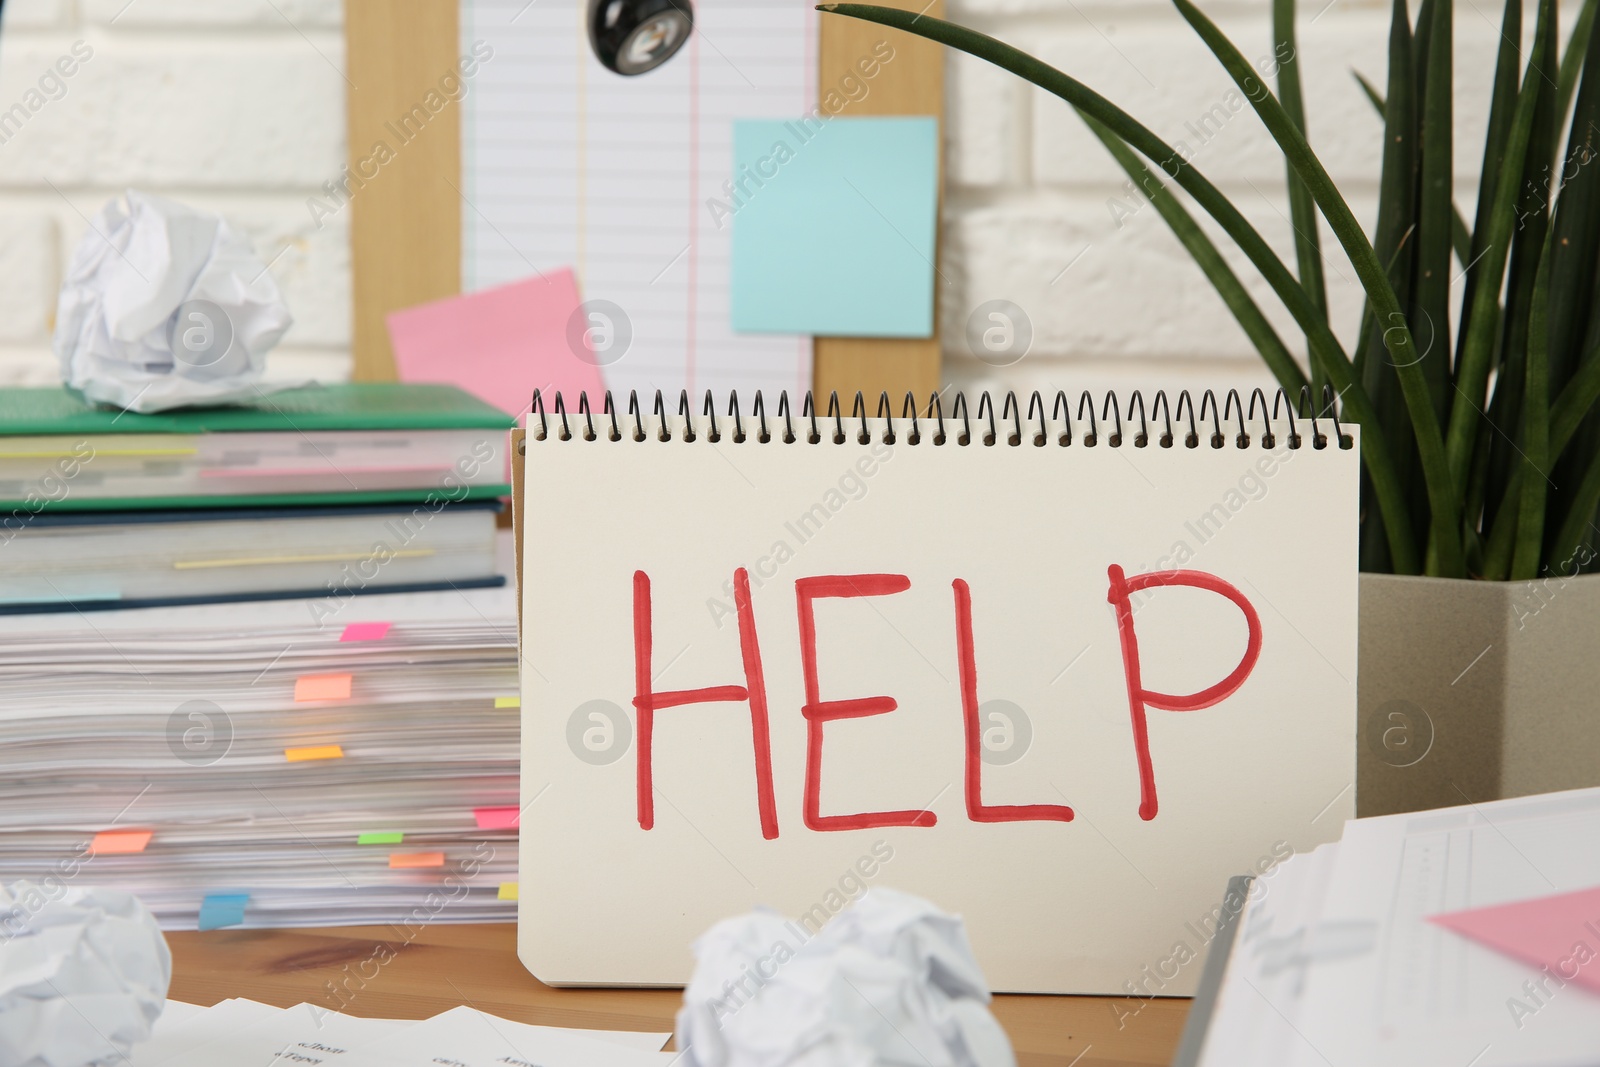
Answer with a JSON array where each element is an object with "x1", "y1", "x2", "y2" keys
[
  {"x1": 166, "y1": 923, "x2": 1190, "y2": 1067},
  {"x1": 344, "y1": 0, "x2": 942, "y2": 396},
  {"x1": 345, "y1": 0, "x2": 463, "y2": 382},
  {"x1": 813, "y1": 0, "x2": 944, "y2": 403}
]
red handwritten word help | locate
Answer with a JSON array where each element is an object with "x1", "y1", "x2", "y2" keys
[{"x1": 631, "y1": 566, "x2": 1261, "y2": 836}]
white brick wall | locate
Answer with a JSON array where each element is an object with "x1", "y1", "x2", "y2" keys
[
  {"x1": 0, "y1": 1, "x2": 1563, "y2": 398},
  {"x1": 941, "y1": 0, "x2": 1559, "y2": 399},
  {"x1": 0, "y1": 0, "x2": 348, "y2": 386}
]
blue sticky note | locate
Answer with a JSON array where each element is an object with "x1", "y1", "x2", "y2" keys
[
  {"x1": 197, "y1": 893, "x2": 249, "y2": 931},
  {"x1": 730, "y1": 117, "x2": 938, "y2": 337}
]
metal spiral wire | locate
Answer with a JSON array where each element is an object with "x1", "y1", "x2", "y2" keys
[{"x1": 527, "y1": 388, "x2": 1353, "y2": 450}]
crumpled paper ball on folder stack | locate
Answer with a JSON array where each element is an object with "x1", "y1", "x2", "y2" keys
[
  {"x1": 53, "y1": 189, "x2": 298, "y2": 413},
  {"x1": 0, "y1": 882, "x2": 171, "y2": 1067},
  {"x1": 676, "y1": 888, "x2": 1017, "y2": 1067}
]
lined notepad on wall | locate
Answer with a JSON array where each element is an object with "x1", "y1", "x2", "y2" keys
[{"x1": 461, "y1": 0, "x2": 816, "y2": 397}]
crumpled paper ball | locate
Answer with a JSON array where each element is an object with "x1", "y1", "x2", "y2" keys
[
  {"x1": 676, "y1": 888, "x2": 1016, "y2": 1067},
  {"x1": 0, "y1": 882, "x2": 171, "y2": 1067},
  {"x1": 53, "y1": 189, "x2": 299, "y2": 413}
]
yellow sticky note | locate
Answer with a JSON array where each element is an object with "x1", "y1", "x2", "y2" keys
[
  {"x1": 295, "y1": 673, "x2": 353, "y2": 702},
  {"x1": 498, "y1": 882, "x2": 519, "y2": 901},
  {"x1": 285, "y1": 744, "x2": 344, "y2": 762},
  {"x1": 91, "y1": 830, "x2": 152, "y2": 855},
  {"x1": 494, "y1": 695, "x2": 520, "y2": 708}
]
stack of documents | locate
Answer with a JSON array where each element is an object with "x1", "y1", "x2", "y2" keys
[
  {"x1": 0, "y1": 554, "x2": 520, "y2": 929},
  {"x1": 1182, "y1": 786, "x2": 1600, "y2": 1066},
  {"x1": 0, "y1": 383, "x2": 514, "y2": 611},
  {"x1": 131, "y1": 999, "x2": 673, "y2": 1066}
]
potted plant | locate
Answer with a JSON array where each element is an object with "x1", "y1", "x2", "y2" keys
[{"x1": 820, "y1": 0, "x2": 1600, "y2": 815}]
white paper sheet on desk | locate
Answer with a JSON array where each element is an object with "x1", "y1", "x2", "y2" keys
[
  {"x1": 336, "y1": 1006, "x2": 675, "y2": 1067},
  {"x1": 148, "y1": 1003, "x2": 405, "y2": 1067},
  {"x1": 460, "y1": 0, "x2": 816, "y2": 398},
  {"x1": 129, "y1": 998, "x2": 283, "y2": 1064}
]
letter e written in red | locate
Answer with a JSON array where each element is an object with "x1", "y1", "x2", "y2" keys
[{"x1": 795, "y1": 575, "x2": 937, "y2": 831}]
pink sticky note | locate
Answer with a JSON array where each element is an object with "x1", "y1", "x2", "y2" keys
[
  {"x1": 386, "y1": 270, "x2": 604, "y2": 422},
  {"x1": 1430, "y1": 885, "x2": 1600, "y2": 996},
  {"x1": 474, "y1": 806, "x2": 520, "y2": 831},
  {"x1": 340, "y1": 622, "x2": 392, "y2": 642}
]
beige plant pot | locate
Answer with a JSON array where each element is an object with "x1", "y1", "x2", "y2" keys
[{"x1": 1358, "y1": 572, "x2": 1600, "y2": 816}]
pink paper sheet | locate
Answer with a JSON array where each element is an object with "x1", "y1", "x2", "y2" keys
[{"x1": 386, "y1": 270, "x2": 603, "y2": 421}]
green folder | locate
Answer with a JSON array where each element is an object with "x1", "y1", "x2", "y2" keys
[
  {"x1": 0, "y1": 383, "x2": 516, "y2": 512},
  {"x1": 0, "y1": 383, "x2": 515, "y2": 435}
]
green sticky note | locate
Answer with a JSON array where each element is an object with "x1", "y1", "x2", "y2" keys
[
  {"x1": 730, "y1": 116, "x2": 938, "y2": 337},
  {"x1": 358, "y1": 832, "x2": 404, "y2": 845}
]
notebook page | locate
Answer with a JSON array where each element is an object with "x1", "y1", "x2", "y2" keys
[{"x1": 462, "y1": 0, "x2": 815, "y2": 398}]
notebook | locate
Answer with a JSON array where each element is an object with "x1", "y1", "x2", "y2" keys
[
  {"x1": 515, "y1": 387, "x2": 1361, "y2": 993},
  {"x1": 0, "y1": 383, "x2": 514, "y2": 512}
]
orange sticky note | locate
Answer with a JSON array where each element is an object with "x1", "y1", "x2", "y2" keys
[
  {"x1": 295, "y1": 673, "x2": 352, "y2": 702},
  {"x1": 474, "y1": 807, "x2": 520, "y2": 831},
  {"x1": 91, "y1": 830, "x2": 152, "y2": 855},
  {"x1": 285, "y1": 744, "x2": 344, "y2": 762},
  {"x1": 389, "y1": 852, "x2": 446, "y2": 869}
]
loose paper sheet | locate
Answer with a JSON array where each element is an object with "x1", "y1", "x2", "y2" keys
[
  {"x1": 338, "y1": 1006, "x2": 675, "y2": 1067},
  {"x1": 461, "y1": 0, "x2": 815, "y2": 397},
  {"x1": 388, "y1": 272, "x2": 602, "y2": 422},
  {"x1": 519, "y1": 411, "x2": 1360, "y2": 992}
]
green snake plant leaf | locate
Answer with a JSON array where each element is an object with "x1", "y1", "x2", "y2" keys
[
  {"x1": 1167, "y1": 0, "x2": 1462, "y2": 575},
  {"x1": 1274, "y1": 0, "x2": 1329, "y2": 396},
  {"x1": 1559, "y1": 0, "x2": 1600, "y2": 123},
  {"x1": 1445, "y1": 0, "x2": 1555, "y2": 505},
  {"x1": 1351, "y1": 71, "x2": 1473, "y2": 268},
  {"x1": 1457, "y1": 0, "x2": 1522, "y2": 382},
  {"x1": 1080, "y1": 114, "x2": 1308, "y2": 397},
  {"x1": 815, "y1": 2, "x2": 1424, "y2": 573},
  {"x1": 1482, "y1": 339, "x2": 1600, "y2": 576},
  {"x1": 1355, "y1": 0, "x2": 1420, "y2": 574},
  {"x1": 1511, "y1": 240, "x2": 1553, "y2": 580},
  {"x1": 1413, "y1": 0, "x2": 1453, "y2": 428},
  {"x1": 1544, "y1": 10, "x2": 1600, "y2": 433},
  {"x1": 1483, "y1": 2, "x2": 1562, "y2": 547}
]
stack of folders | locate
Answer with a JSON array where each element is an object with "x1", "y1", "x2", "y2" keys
[
  {"x1": 0, "y1": 383, "x2": 523, "y2": 928},
  {"x1": 128, "y1": 999, "x2": 673, "y2": 1066},
  {"x1": 1176, "y1": 786, "x2": 1600, "y2": 1067},
  {"x1": 0, "y1": 571, "x2": 521, "y2": 928},
  {"x1": 0, "y1": 383, "x2": 513, "y2": 611}
]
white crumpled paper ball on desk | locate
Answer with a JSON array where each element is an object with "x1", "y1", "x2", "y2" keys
[
  {"x1": 0, "y1": 881, "x2": 171, "y2": 1067},
  {"x1": 53, "y1": 189, "x2": 299, "y2": 413},
  {"x1": 676, "y1": 888, "x2": 1017, "y2": 1067}
]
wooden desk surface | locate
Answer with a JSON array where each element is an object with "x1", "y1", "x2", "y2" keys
[{"x1": 168, "y1": 923, "x2": 1189, "y2": 1067}]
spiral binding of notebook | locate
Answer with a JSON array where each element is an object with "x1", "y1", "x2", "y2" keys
[{"x1": 524, "y1": 387, "x2": 1356, "y2": 451}]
